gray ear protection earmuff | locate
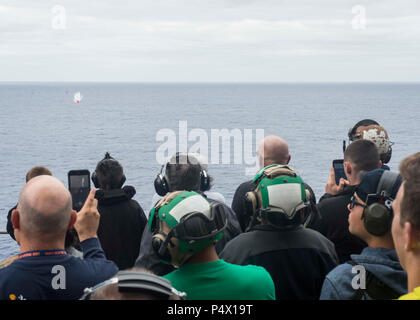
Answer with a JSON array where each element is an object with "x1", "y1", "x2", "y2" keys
[
  {"x1": 362, "y1": 171, "x2": 400, "y2": 236},
  {"x1": 80, "y1": 270, "x2": 186, "y2": 300}
]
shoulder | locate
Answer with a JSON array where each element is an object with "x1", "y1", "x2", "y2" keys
[
  {"x1": 297, "y1": 227, "x2": 334, "y2": 245},
  {"x1": 317, "y1": 192, "x2": 349, "y2": 208},
  {"x1": 228, "y1": 262, "x2": 270, "y2": 278},
  {"x1": 205, "y1": 191, "x2": 226, "y2": 204},
  {"x1": 316, "y1": 191, "x2": 352, "y2": 220},
  {"x1": 234, "y1": 180, "x2": 254, "y2": 194},
  {"x1": 220, "y1": 231, "x2": 255, "y2": 257},
  {"x1": 224, "y1": 262, "x2": 275, "y2": 299},
  {"x1": 398, "y1": 287, "x2": 420, "y2": 300},
  {"x1": 326, "y1": 263, "x2": 356, "y2": 291},
  {"x1": 0, "y1": 254, "x2": 19, "y2": 269},
  {"x1": 162, "y1": 269, "x2": 180, "y2": 284},
  {"x1": 129, "y1": 199, "x2": 146, "y2": 214},
  {"x1": 320, "y1": 262, "x2": 356, "y2": 299},
  {"x1": 290, "y1": 227, "x2": 337, "y2": 254},
  {"x1": 325, "y1": 262, "x2": 353, "y2": 281},
  {"x1": 0, "y1": 263, "x2": 15, "y2": 279}
]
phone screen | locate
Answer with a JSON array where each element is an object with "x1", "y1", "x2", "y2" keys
[
  {"x1": 333, "y1": 160, "x2": 346, "y2": 185},
  {"x1": 68, "y1": 170, "x2": 90, "y2": 211}
]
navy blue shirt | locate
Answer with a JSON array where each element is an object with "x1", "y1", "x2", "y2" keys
[{"x1": 0, "y1": 238, "x2": 118, "y2": 300}]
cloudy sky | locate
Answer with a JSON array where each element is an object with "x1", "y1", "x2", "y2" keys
[{"x1": 0, "y1": 0, "x2": 419, "y2": 82}]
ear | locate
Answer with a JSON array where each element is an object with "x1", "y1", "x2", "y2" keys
[
  {"x1": 404, "y1": 221, "x2": 420, "y2": 252},
  {"x1": 67, "y1": 210, "x2": 77, "y2": 230},
  {"x1": 287, "y1": 155, "x2": 291, "y2": 164},
  {"x1": 11, "y1": 209, "x2": 20, "y2": 230},
  {"x1": 379, "y1": 160, "x2": 383, "y2": 168},
  {"x1": 344, "y1": 161, "x2": 352, "y2": 176}
]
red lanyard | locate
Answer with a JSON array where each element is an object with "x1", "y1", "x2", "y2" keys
[{"x1": 18, "y1": 249, "x2": 67, "y2": 259}]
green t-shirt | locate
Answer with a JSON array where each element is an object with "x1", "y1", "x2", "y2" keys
[{"x1": 163, "y1": 259, "x2": 275, "y2": 300}]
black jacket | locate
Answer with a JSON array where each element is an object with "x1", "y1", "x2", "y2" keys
[
  {"x1": 134, "y1": 193, "x2": 242, "y2": 276},
  {"x1": 308, "y1": 185, "x2": 367, "y2": 264},
  {"x1": 96, "y1": 186, "x2": 147, "y2": 270},
  {"x1": 220, "y1": 224, "x2": 338, "y2": 300},
  {"x1": 232, "y1": 180, "x2": 318, "y2": 232}
]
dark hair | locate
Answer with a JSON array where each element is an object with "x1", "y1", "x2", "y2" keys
[
  {"x1": 344, "y1": 139, "x2": 380, "y2": 175},
  {"x1": 164, "y1": 152, "x2": 214, "y2": 192},
  {"x1": 95, "y1": 152, "x2": 124, "y2": 190},
  {"x1": 165, "y1": 154, "x2": 202, "y2": 192},
  {"x1": 25, "y1": 166, "x2": 52, "y2": 182},
  {"x1": 399, "y1": 152, "x2": 420, "y2": 230}
]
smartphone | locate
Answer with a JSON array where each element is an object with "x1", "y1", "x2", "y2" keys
[
  {"x1": 332, "y1": 160, "x2": 346, "y2": 185},
  {"x1": 68, "y1": 170, "x2": 91, "y2": 211}
]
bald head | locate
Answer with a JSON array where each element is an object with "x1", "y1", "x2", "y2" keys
[
  {"x1": 258, "y1": 136, "x2": 291, "y2": 169},
  {"x1": 17, "y1": 175, "x2": 73, "y2": 237}
]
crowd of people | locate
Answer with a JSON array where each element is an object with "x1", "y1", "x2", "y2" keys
[{"x1": 0, "y1": 119, "x2": 419, "y2": 301}]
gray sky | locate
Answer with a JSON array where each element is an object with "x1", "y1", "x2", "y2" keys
[{"x1": 0, "y1": 0, "x2": 419, "y2": 82}]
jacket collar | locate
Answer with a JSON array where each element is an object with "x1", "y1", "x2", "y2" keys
[{"x1": 95, "y1": 185, "x2": 136, "y2": 205}]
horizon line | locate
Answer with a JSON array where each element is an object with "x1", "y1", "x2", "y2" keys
[{"x1": 0, "y1": 80, "x2": 419, "y2": 85}]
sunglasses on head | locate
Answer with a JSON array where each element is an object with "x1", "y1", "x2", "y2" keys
[{"x1": 349, "y1": 196, "x2": 367, "y2": 209}]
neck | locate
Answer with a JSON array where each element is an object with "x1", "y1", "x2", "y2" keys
[
  {"x1": 187, "y1": 245, "x2": 219, "y2": 264},
  {"x1": 348, "y1": 175, "x2": 360, "y2": 186},
  {"x1": 19, "y1": 235, "x2": 66, "y2": 253},
  {"x1": 405, "y1": 256, "x2": 420, "y2": 292},
  {"x1": 366, "y1": 233, "x2": 394, "y2": 250}
]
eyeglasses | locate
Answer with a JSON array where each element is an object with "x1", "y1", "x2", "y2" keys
[{"x1": 349, "y1": 196, "x2": 367, "y2": 209}]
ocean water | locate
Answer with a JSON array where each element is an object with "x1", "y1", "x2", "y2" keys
[{"x1": 1, "y1": 82, "x2": 419, "y2": 260}]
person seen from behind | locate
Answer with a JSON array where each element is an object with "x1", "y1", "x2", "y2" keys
[
  {"x1": 93, "y1": 152, "x2": 147, "y2": 270},
  {"x1": 320, "y1": 169, "x2": 407, "y2": 300},
  {"x1": 149, "y1": 190, "x2": 275, "y2": 300},
  {"x1": 221, "y1": 164, "x2": 338, "y2": 300},
  {"x1": 0, "y1": 176, "x2": 118, "y2": 300},
  {"x1": 309, "y1": 139, "x2": 381, "y2": 263}
]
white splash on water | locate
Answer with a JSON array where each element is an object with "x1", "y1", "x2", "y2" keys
[{"x1": 73, "y1": 92, "x2": 83, "y2": 103}]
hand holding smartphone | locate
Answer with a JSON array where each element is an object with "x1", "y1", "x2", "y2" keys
[
  {"x1": 325, "y1": 160, "x2": 349, "y2": 195},
  {"x1": 332, "y1": 159, "x2": 346, "y2": 185},
  {"x1": 68, "y1": 170, "x2": 91, "y2": 212}
]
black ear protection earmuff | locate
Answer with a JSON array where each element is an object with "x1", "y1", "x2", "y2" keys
[
  {"x1": 154, "y1": 164, "x2": 170, "y2": 197},
  {"x1": 150, "y1": 202, "x2": 228, "y2": 261},
  {"x1": 91, "y1": 171, "x2": 126, "y2": 189},
  {"x1": 381, "y1": 145, "x2": 393, "y2": 164},
  {"x1": 151, "y1": 230, "x2": 173, "y2": 263},
  {"x1": 200, "y1": 169, "x2": 210, "y2": 192},
  {"x1": 91, "y1": 166, "x2": 126, "y2": 189},
  {"x1": 302, "y1": 188, "x2": 321, "y2": 228},
  {"x1": 362, "y1": 171, "x2": 400, "y2": 236},
  {"x1": 153, "y1": 159, "x2": 210, "y2": 197}
]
